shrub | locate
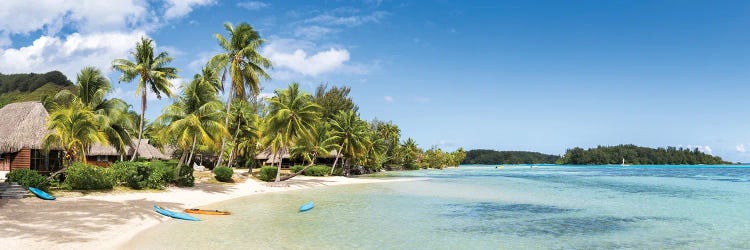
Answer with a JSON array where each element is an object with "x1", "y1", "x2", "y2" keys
[
  {"x1": 6, "y1": 169, "x2": 50, "y2": 191},
  {"x1": 290, "y1": 165, "x2": 304, "y2": 173},
  {"x1": 213, "y1": 166, "x2": 234, "y2": 182},
  {"x1": 175, "y1": 164, "x2": 194, "y2": 187},
  {"x1": 110, "y1": 162, "x2": 139, "y2": 184},
  {"x1": 258, "y1": 166, "x2": 278, "y2": 182},
  {"x1": 148, "y1": 161, "x2": 174, "y2": 189},
  {"x1": 304, "y1": 165, "x2": 331, "y2": 176},
  {"x1": 64, "y1": 163, "x2": 115, "y2": 190}
]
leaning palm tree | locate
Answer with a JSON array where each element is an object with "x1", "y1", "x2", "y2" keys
[
  {"x1": 54, "y1": 67, "x2": 135, "y2": 157},
  {"x1": 285, "y1": 122, "x2": 340, "y2": 181},
  {"x1": 264, "y1": 83, "x2": 321, "y2": 182},
  {"x1": 329, "y1": 110, "x2": 370, "y2": 175},
  {"x1": 112, "y1": 37, "x2": 178, "y2": 161},
  {"x1": 209, "y1": 22, "x2": 272, "y2": 167},
  {"x1": 43, "y1": 100, "x2": 108, "y2": 177}
]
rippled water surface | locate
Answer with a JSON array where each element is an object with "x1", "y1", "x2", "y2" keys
[{"x1": 127, "y1": 165, "x2": 750, "y2": 249}]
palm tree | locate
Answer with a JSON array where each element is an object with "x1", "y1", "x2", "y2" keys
[
  {"x1": 329, "y1": 110, "x2": 370, "y2": 176},
  {"x1": 401, "y1": 137, "x2": 420, "y2": 170},
  {"x1": 43, "y1": 100, "x2": 108, "y2": 177},
  {"x1": 54, "y1": 67, "x2": 135, "y2": 158},
  {"x1": 264, "y1": 83, "x2": 321, "y2": 182},
  {"x1": 226, "y1": 99, "x2": 259, "y2": 168},
  {"x1": 112, "y1": 37, "x2": 178, "y2": 161},
  {"x1": 209, "y1": 22, "x2": 272, "y2": 168},
  {"x1": 157, "y1": 71, "x2": 227, "y2": 172},
  {"x1": 285, "y1": 122, "x2": 340, "y2": 181}
]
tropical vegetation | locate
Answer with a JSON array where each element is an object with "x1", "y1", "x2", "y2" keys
[
  {"x1": 2, "y1": 20, "x2": 464, "y2": 191},
  {"x1": 463, "y1": 149, "x2": 560, "y2": 164},
  {"x1": 558, "y1": 144, "x2": 730, "y2": 165}
]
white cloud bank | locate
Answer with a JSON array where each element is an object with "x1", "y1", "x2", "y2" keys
[
  {"x1": 737, "y1": 144, "x2": 747, "y2": 153},
  {"x1": 0, "y1": 0, "x2": 211, "y2": 77},
  {"x1": 237, "y1": 1, "x2": 269, "y2": 10},
  {"x1": 262, "y1": 39, "x2": 350, "y2": 76},
  {"x1": 0, "y1": 32, "x2": 145, "y2": 78}
]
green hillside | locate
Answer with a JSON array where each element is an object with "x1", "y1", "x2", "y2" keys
[{"x1": 0, "y1": 71, "x2": 75, "y2": 108}]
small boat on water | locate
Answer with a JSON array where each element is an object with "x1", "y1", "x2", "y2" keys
[
  {"x1": 154, "y1": 205, "x2": 200, "y2": 221},
  {"x1": 28, "y1": 187, "x2": 55, "y2": 200},
  {"x1": 184, "y1": 208, "x2": 231, "y2": 215},
  {"x1": 299, "y1": 201, "x2": 315, "y2": 212}
]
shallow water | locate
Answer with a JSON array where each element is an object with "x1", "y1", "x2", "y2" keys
[{"x1": 127, "y1": 165, "x2": 750, "y2": 249}]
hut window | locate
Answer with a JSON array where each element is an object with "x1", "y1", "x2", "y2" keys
[
  {"x1": 30, "y1": 150, "x2": 48, "y2": 172},
  {"x1": 96, "y1": 155, "x2": 108, "y2": 162}
]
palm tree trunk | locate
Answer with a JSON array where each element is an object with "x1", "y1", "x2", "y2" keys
[
  {"x1": 280, "y1": 153, "x2": 316, "y2": 181},
  {"x1": 187, "y1": 134, "x2": 197, "y2": 167},
  {"x1": 175, "y1": 150, "x2": 188, "y2": 179},
  {"x1": 216, "y1": 90, "x2": 233, "y2": 167},
  {"x1": 130, "y1": 89, "x2": 146, "y2": 161},
  {"x1": 274, "y1": 147, "x2": 284, "y2": 182},
  {"x1": 226, "y1": 121, "x2": 241, "y2": 168},
  {"x1": 331, "y1": 152, "x2": 340, "y2": 175}
]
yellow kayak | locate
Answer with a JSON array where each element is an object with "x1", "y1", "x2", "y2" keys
[{"x1": 184, "y1": 208, "x2": 232, "y2": 215}]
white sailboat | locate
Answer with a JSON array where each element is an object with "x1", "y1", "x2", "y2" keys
[{"x1": 621, "y1": 158, "x2": 630, "y2": 167}]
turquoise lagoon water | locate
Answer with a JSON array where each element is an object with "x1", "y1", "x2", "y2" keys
[{"x1": 127, "y1": 165, "x2": 750, "y2": 249}]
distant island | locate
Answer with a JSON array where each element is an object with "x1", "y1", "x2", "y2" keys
[
  {"x1": 462, "y1": 149, "x2": 560, "y2": 164},
  {"x1": 558, "y1": 144, "x2": 731, "y2": 165}
]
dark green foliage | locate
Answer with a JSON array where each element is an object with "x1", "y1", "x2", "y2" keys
[
  {"x1": 128, "y1": 164, "x2": 152, "y2": 190},
  {"x1": 213, "y1": 166, "x2": 234, "y2": 182},
  {"x1": 149, "y1": 161, "x2": 175, "y2": 186},
  {"x1": 313, "y1": 84, "x2": 358, "y2": 121},
  {"x1": 64, "y1": 163, "x2": 115, "y2": 190},
  {"x1": 258, "y1": 166, "x2": 278, "y2": 182},
  {"x1": 5, "y1": 169, "x2": 50, "y2": 191},
  {"x1": 303, "y1": 165, "x2": 330, "y2": 176},
  {"x1": 0, "y1": 71, "x2": 73, "y2": 94},
  {"x1": 463, "y1": 150, "x2": 560, "y2": 164},
  {"x1": 175, "y1": 164, "x2": 194, "y2": 187},
  {"x1": 558, "y1": 144, "x2": 731, "y2": 165},
  {"x1": 290, "y1": 165, "x2": 304, "y2": 173}
]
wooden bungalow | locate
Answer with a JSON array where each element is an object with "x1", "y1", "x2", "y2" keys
[
  {"x1": 0, "y1": 102, "x2": 63, "y2": 173},
  {"x1": 254, "y1": 148, "x2": 338, "y2": 169},
  {"x1": 87, "y1": 139, "x2": 169, "y2": 166}
]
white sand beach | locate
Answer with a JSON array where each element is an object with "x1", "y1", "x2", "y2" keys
[{"x1": 0, "y1": 176, "x2": 414, "y2": 250}]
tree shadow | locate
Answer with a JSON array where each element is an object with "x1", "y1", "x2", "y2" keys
[
  {"x1": 188, "y1": 183, "x2": 232, "y2": 194},
  {"x1": 0, "y1": 198, "x2": 182, "y2": 244}
]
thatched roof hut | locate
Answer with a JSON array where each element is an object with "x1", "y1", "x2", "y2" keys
[
  {"x1": 128, "y1": 139, "x2": 169, "y2": 160},
  {"x1": 0, "y1": 102, "x2": 53, "y2": 153},
  {"x1": 88, "y1": 139, "x2": 169, "y2": 160}
]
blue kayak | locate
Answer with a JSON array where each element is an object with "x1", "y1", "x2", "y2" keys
[
  {"x1": 28, "y1": 187, "x2": 55, "y2": 200},
  {"x1": 299, "y1": 201, "x2": 315, "y2": 212},
  {"x1": 154, "y1": 205, "x2": 200, "y2": 221}
]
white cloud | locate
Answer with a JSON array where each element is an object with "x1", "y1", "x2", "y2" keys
[
  {"x1": 237, "y1": 1, "x2": 269, "y2": 10},
  {"x1": 304, "y1": 11, "x2": 389, "y2": 27},
  {"x1": 293, "y1": 25, "x2": 336, "y2": 40},
  {"x1": 0, "y1": 31, "x2": 145, "y2": 77},
  {"x1": 384, "y1": 96, "x2": 394, "y2": 103},
  {"x1": 737, "y1": 144, "x2": 747, "y2": 153},
  {"x1": 163, "y1": 0, "x2": 215, "y2": 20},
  {"x1": 0, "y1": 0, "x2": 150, "y2": 35},
  {"x1": 262, "y1": 39, "x2": 350, "y2": 76}
]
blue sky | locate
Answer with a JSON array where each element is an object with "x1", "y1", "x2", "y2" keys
[{"x1": 1, "y1": 1, "x2": 750, "y2": 161}]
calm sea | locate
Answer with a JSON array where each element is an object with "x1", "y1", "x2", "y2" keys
[{"x1": 126, "y1": 165, "x2": 750, "y2": 249}]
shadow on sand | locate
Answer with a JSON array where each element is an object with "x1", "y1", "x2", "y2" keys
[{"x1": 0, "y1": 198, "x2": 182, "y2": 244}]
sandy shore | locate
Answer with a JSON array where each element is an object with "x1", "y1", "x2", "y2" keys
[{"x1": 0, "y1": 176, "x2": 414, "y2": 250}]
